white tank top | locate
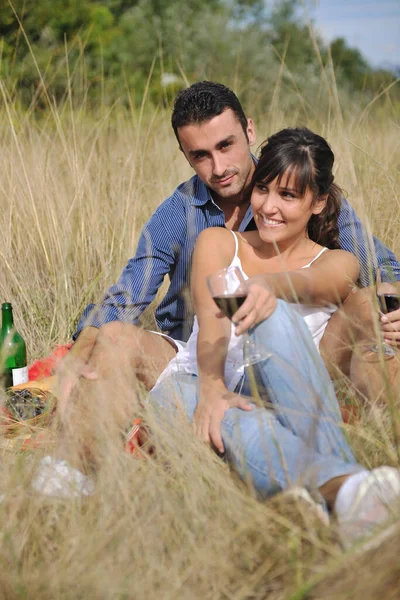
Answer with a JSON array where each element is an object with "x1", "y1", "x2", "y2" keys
[{"x1": 155, "y1": 232, "x2": 337, "y2": 391}]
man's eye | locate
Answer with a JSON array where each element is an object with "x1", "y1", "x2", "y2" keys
[
  {"x1": 220, "y1": 141, "x2": 232, "y2": 149},
  {"x1": 194, "y1": 152, "x2": 207, "y2": 160}
]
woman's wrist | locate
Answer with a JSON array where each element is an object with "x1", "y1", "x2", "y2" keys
[{"x1": 198, "y1": 377, "x2": 227, "y2": 396}]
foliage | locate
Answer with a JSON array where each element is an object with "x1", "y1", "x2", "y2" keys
[{"x1": 0, "y1": 0, "x2": 398, "y2": 112}]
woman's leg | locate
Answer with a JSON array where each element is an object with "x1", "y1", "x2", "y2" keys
[
  {"x1": 242, "y1": 300, "x2": 356, "y2": 462},
  {"x1": 148, "y1": 371, "x2": 362, "y2": 499}
]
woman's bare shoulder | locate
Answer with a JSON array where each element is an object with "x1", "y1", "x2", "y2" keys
[
  {"x1": 194, "y1": 227, "x2": 236, "y2": 261},
  {"x1": 314, "y1": 248, "x2": 360, "y2": 278},
  {"x1": 196, "y1": 227, "x2": 233, "y2": 244},
  {"x1": 319, "y1": 248, "x2": 358, "y2": 264}
]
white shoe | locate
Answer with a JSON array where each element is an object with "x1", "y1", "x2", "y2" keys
[
  {"x1": 282, "y1": 486, "x2": 330, "y2": 527},
  {"x1": 336, "y1": 467, "x2": 400, "y2": 548},
  {"x1": 32, "y1": 456, "x2": 95, "y2": 498}
]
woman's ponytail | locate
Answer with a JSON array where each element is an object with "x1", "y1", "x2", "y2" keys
[{"x1": 308, "y1": 182, "x2": 342, "y2": 249}]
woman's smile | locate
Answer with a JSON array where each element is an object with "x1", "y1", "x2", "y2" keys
[{"x1": 258, "y1": 214, "x2": 285, "y2": 228}]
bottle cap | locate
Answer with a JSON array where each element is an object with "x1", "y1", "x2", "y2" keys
[{"x1": 1, "y1": 303, "x2": 12, "y2": 310}]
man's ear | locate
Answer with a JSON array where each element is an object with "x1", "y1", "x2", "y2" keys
[
  {"x1": 246, "y1": 118, "x2": 256, "y2": 146},
  {"x1": 312, "y1": 194, "x2": 328, "y2": 215}
]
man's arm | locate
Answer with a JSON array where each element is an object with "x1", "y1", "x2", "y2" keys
[
  {"x1": 338, "y1": 198, "x2": 400, "y2": 286},
  {"x1": 73, "y1": 211, "x2": 178, "y2": 339},
  {"x1": 57, "y1": 207, "x2": 182, "y2": 409}
]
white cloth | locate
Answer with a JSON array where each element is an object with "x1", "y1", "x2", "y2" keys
[
  {"x1": 290, "y1": 247, "x2": 338, "y2": 348},
  {"x1": 154, "y1": 233, "x2": 337, "y2": 390}
]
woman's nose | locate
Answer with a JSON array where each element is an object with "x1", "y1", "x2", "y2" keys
[{"x1": 261, "y1": 192, "x2": 280, "y2": 213}]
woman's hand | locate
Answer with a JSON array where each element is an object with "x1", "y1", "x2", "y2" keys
[
  {"x1": 232, "y1": 275, "x2": 277, "y2": 336},
  {"x1": 193, "y1": 390, "x2": 253, "y2": 453}
]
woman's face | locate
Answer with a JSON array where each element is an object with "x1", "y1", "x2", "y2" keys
[{"x1": 251, "y1": 169, "x2": 325, "y2": 245}]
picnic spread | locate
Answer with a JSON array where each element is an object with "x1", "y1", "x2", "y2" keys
[{"x1": 0, "y1": 346, "x2": 143, "y2": 454}]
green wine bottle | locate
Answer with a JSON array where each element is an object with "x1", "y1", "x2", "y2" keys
[{"x1": 0, "y1": 302, "x2": 28, "y2": 388}]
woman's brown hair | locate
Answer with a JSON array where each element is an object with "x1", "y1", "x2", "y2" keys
[{"x1": 252, "y1": 127, "x2": 342, "y2": 249}]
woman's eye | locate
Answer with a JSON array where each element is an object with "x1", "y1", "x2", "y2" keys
[{"x1": 256, "y1": 183, "x2": 268, "y2": 192}]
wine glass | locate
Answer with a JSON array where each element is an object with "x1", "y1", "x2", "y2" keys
[
  {"x1": 206, "y1": 265, "x2": 271, "y2": 367},
  {"x1": 368, "y1": 265, "x2": 399, "y2": 358}
]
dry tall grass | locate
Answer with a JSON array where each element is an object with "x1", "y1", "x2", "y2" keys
[{"x1": 0, "y1": 77, "x2": 399, "y2": 599}]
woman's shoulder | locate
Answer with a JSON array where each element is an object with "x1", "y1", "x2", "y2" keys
[
  {"x1": 195, "y1": 227, "x2": 237, "y2": 257},
  {"x1": 192, "y1": 228, "x2": 240, "y2": 272},
  {"x1": 311, "y1": 247, "x2": 360, "y2": 277},
  {"x1": 196, "y1": 227, "x2": 237, "y2": 247},
  {"x1": 316, "y1": 247, "x2": 357, "y2": 264}
]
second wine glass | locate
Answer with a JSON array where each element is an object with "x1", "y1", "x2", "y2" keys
[
  {"x1": 206, "y1": 265, "x2": 271, "y2": 367},
  {"x1": 367, "y1": 265, "x2": 399, "y2": 359}
]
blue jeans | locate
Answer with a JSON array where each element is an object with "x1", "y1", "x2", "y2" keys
[{"x1": 148, "y1": 300, "x2": 362, "y2": 498}]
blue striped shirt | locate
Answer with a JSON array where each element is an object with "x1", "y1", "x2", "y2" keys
[{"x1": 74, "y1": 173, "x2": 400, "y2": 342}]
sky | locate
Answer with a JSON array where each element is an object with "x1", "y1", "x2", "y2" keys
[{"x1": 305, "y1": 0, "x2": 400, "y2": 69}]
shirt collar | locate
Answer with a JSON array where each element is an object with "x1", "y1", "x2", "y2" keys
[{"x1": 189, "y1": 176, "x2": 214, "y2": 206}]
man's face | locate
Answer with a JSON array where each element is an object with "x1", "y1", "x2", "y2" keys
[{"x1": 177, "y1": 109, "x2": 256, "y2": 203}]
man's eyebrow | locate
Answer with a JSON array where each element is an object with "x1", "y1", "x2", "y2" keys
[
  {"x1": 216, "y1": 134, "x2": 236, "y2": 147},
  {"x1": 188, "y1": 135, "x2": 237, "y2": 156},
  {"x1": 188, "y1": 148, "x2": 207, "y2": 157}
]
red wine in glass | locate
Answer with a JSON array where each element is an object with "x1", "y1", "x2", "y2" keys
[
  {"x1": 206, "y1": 266, "x2": 271, "y2": 367},
  {"x1": 213, "y1": 294, "x2": 247, "y2": 320},
  {"x1": 377, "y1": 294, "x2": 400, "y2": 314},
  {"x1": 368, "y1": 266, "x2": 398, "y2": 358}
]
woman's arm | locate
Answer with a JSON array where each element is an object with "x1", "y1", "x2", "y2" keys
[
  {"x1": 234, "y1": 250, "x2": 359, "y2": 335},
  {"x1": 191, "y1": 229, "x2": 232, "y2": 396},
  {"x1": 269, "y1": 249, "x2": 359, "y2": 305},
  {"x1": 191, "y1": 228, "x2": 253, "y2": 451}
]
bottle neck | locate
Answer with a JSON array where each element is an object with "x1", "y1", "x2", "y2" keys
[{"x1": 1, "y1": 306, "x2": 14, "y2": 330}]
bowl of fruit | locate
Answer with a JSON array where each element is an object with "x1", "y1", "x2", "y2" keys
[{"x1": 1, "y1": 387, "x2": 56, "y2": 436}]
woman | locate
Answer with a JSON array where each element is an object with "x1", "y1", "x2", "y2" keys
[{"x1": 149, "y1": 128, "x2": 400, "y2": 547}]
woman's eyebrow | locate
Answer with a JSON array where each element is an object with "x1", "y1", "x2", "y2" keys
[{"x1": 279, "y1": 185, "x2": 298, "y2": 192}]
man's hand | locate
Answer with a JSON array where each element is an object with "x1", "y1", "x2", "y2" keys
[
  {"x1": 377, "y1": 281, "x2": 400, "y2": 346},
  {"x1": 193, "y1": 389, "x2": 253, "y2": 453},
  {"x1": 56, "y1": 327, "x2": 99, "y2": 415},
  {"x1": 232, "y1": 275, "x2": 277, "y2": 336}
]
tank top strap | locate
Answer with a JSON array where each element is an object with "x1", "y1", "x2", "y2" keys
[
  {"x1": 302, "y1": 247, "x2": 328, "y2": 269},
  {"x1": 229, "y1": 230, "x2": 239, "y2": 261}
]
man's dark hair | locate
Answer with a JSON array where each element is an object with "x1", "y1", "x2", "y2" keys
[{"x1": 171, "y1": 81, "x2": 248, "y2": 144}]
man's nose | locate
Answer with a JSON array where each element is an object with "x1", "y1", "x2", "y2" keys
[{"x1": 212, "y1": 154, "x2": 227, "y2": 177}]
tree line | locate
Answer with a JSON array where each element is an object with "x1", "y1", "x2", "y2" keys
[{"x1": 0, "y1": 0, "x2": 398, "y2": 114}]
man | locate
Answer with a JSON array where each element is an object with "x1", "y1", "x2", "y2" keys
[{"x1": 58, "y1": 81, "x2": 400, "y2": 405}]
